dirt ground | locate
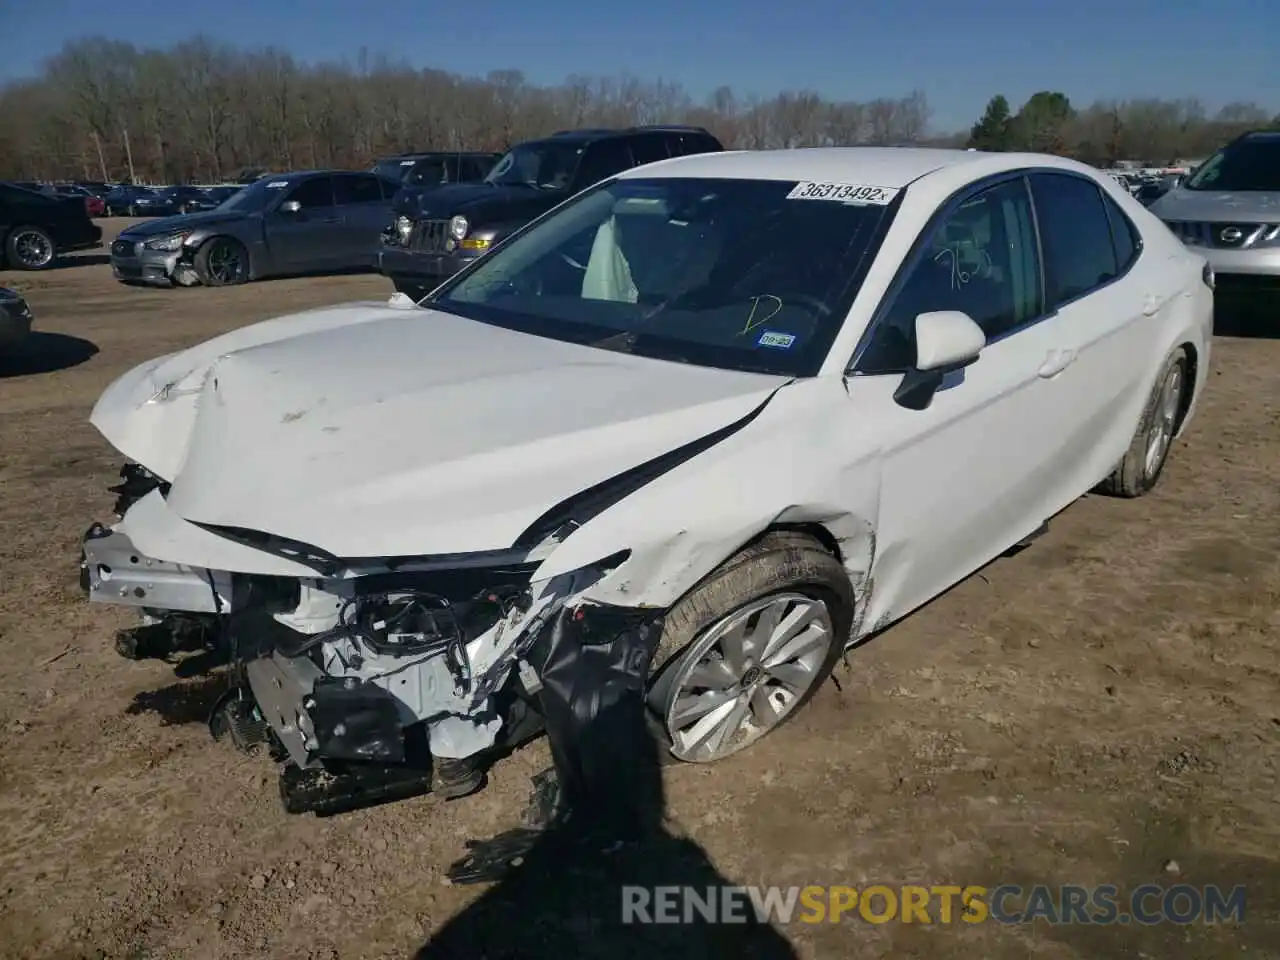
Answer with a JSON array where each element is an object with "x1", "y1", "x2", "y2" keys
[{"x1": 0, "y1": 220, "x2": 1277, "y2": 959}]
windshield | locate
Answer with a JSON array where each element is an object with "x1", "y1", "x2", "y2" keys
[
  {"x1": 1184, "y1": 137, "x2": 1280, "y2": 192},
  {"x1": 430, "y1": 177, "x2": 897, "y2": 377},
  {"x1": 484, "y1": 142, "x2": 583, "y2": 189},
  {"x1": 213, "y1": 178, "x2": 283, "y2": 212}
]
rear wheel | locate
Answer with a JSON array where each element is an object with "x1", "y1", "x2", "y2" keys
[
  {"x1": 647, "y1": 531, "x2": 853, "y2": 763},
  {"x1": 194, "y1": 237, "x2": 250, "y2": 286},
  {"x1": 1097, "y1": 347, "x2": 1188, "y2": 498},
  {"x1": 5, "y1": 226, "x2": 56, "y2": 270}
]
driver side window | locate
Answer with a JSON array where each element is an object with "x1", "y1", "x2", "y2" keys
[
  {"x1": 856, "y1": 177, "x2": 1041, "y2": 375},
  {"x1": 283, "y1": 177, "x2": 334, "y2": 209}
]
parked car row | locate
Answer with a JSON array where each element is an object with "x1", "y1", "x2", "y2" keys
[{"x1": 102, "y1": 126, "x2": 726, "y2": 290}]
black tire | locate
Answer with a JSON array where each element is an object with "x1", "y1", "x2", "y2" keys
[
  {"x1": 646, "y1": 530, "x2": 855, "y2": 762},
  {"x1": 4, "y1": 225, "x2": 57, "y2": 270},
  {"x1": 194, "y1": 237, "x2": 250, "y2": 286},
  {"x1": 1096, "y1": 347, "x2": 1189, "y2": 498}
]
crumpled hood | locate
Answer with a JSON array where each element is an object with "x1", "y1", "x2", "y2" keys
[
  {"x1": 92, "y1": 300, "x2": 786, "y2": 559},
  {"x1": 120, "y1": 210, "x2": 249, "y2": 238},
  {"x1": 1150, "y1": 187, "x2": 1280, "y2": 223}
]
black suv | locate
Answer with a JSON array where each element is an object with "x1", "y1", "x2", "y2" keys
[
  {"x1": 377, "y1": 125, "x2": 724, "y2": 297},
  {"x1": 371, "y1": 151, "x2": 502, "y2": 188}
]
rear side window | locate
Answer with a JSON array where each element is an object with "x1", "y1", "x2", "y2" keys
[
  {"x1": 406, "y1": 159, "x2": 449, "y2": 186},
  {"x1": 575, "y1": 140, "x2": 635, "y2": 187},
  {"x1": 462, "y1": 156, "x2": 495, "y2": 181},
  {"x1": 1029, "y1": 173, "x2": 1118, "y2": 308},
  {"x1": 332, "y1": 174, "x2": 384, "y2": 205},
  {"x1": 670, "y1": 133, "x2": 721, "y2": 156},
  {"x1": 1103, "y1": 196, "x2": 1141, "y2": 271},
  {"x1": 283, "y1": 177, "x2": 334, "y2": 209},
  {"x1": 630, "y1": 134, "x2": 670, "y2": 166}
]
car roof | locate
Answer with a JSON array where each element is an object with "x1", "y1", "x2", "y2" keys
[
  {"x1": 380, "y1": 151, "x2": 499, "y2": 159},
  {"x1": 614, "y1": 146, "x2": 1105, "y2": 190},
  {"x1": 614, "y1": 147, "x2": 999, "y2": 188}
]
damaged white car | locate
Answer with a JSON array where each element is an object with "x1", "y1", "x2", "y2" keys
[{"x1": 82, "y1": 148, "x2": 1212, "y2": 815}]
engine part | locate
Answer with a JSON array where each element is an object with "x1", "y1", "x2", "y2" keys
[
  {"x1": 114, "y1": 614, "x2": 213, "y2": 661},
  {"x1": 305, "y1": 676, "x2": 405, "y2": 763},
  {"x1": 209, "y1": 687, "x2": 271, "y2": 752},
  {"x1": 279, "y1": 760, "x2": 435, "y2": 816}
]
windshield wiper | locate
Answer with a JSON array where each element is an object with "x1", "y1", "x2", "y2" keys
[{"x1": 590, "y1": 331, "x2": 638, "y2": 353}]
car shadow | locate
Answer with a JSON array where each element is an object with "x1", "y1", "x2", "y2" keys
[
  {"x1": 125, "y1": 673, "x2": 230, "y2": 726},
  {"x1": 1214, "y1": 307, "x2": 1279, "y2": 339},
  {"x1": 48, "y1": 253, "x2": 112, "y2": 269},
  {"x1": 414, "y1": 696, "x2": 798, "y2": 959},
  {"x1": 0, "y1": 332, "x2": 98, "y2": 377}
]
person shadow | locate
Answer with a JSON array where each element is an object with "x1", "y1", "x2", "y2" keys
[{"x1": 414, "y1": 613, "x2": 800, "y2": 960}]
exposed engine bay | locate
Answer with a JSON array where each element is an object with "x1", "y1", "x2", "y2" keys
[{"x1": 83, "y1": 462, "x2": 658, "y2": 818}]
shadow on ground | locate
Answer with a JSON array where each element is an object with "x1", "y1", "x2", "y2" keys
[
  {"x1": 415, "y1": 686, "x2": 798, "y2": 959},
  {"x1": 126, "y1": 673, "x2": 230, "y2": 726},
  {"x1": 47, "y1": 254, "x2": 112, "y2": 269},
  {"x1": 0, "y1": 332, "x2": 98, "y2": 377}
]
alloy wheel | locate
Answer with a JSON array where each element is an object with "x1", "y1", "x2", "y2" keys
[
  {"x1": 12, "y1": 230, "x2": 53, "y2": 268},
  {"x1": 205, "y1": 242, "x2": 243, "y2": 284},
  {"x1": 1144, "y1": 363, "x2": 1183, "y2": 478},
  {"x1": 662, "y1": 592, "x2": 834, "y2": 762}
]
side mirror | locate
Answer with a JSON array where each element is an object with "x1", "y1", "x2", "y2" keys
[
  {"x1": 279, "y1": 200, "x2": 302, "y2": 214},
  {"x1": 915, "y1": 310, "x2": 986, "y2": 371},
  {"x1": 893, "y1": 311, "x2": 986, "y2": 411}
]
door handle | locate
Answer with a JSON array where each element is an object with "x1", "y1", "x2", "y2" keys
[
  {"x1": 320, "y1": 216, "x2": 343, "y2": 224},
  {"x1": 1038, "y1": 348, "x2": 1076, "y2": 378},
  {"x1": 1142, "y1": 294, "x2": 1162, "y2": 316}
]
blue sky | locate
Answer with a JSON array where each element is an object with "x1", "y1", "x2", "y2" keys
[{"x1": 1, "y1": 0, "x2": 1276, "y2": 132}]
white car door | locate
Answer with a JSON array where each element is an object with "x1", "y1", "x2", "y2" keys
[
  {"x1": 845, "y1": 174, "x2": 1085, "y2": 627},
  {"x1": 1023, "y1": 172, "x2": 1167, "y2": 497}
]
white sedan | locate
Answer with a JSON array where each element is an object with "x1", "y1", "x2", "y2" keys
[{"x1": 82, "y1": 147, "x2": 1212, "y2": 811}]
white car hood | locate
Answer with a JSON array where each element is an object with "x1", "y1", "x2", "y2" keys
[{"x1": 92, "y1": 300, "x2": 787, "y2": 559}]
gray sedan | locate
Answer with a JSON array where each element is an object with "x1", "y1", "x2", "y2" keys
[{"x1": 108, "y1": 170, "x2": 400, "y2": 287}]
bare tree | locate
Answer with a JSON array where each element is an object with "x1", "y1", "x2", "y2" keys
[{"x1": 6, "y1": 33, "x2": 1272, "y2": 182}]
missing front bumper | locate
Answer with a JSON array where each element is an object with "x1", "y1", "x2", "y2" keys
[{"x1": 81, "y1": 522, "x2": 232, "y2": 613}]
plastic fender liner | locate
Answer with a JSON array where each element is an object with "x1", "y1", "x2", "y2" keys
[
  {"x1": 530, "y1": 602, "x2": 667, "y2": 835},
  {"x1": 447, "y1": 601, "x2": 667, "y2": 883},
  {"x1": 512, "y1": 388, "x2": 785, "y2": 550}
]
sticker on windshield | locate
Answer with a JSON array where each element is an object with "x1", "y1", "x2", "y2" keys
[
  {"x1": 786, "y1": 181, "x2": 898, "y2": 205},
  {"x1": 757, "y1": 330, "x2": 796, "y2": 349},
  {"x1": 266, "y1": 180, "x2": 289, "y2": 188}
]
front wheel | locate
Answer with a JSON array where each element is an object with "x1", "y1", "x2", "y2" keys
[
  {"x1": 5, "y1": 226, "x2": 56, "y2": 270},
  {"x1": 194, "y1": 237, "x2": 250, "y2": 286},
  {"x1": 1096, "y1": 347, "x2": 1189, "y2": 498},
  {"x1": 647, "y1": 531, "x2": 853, "y2": 763}
]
